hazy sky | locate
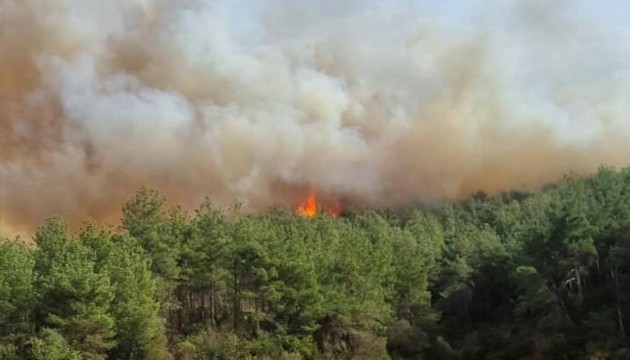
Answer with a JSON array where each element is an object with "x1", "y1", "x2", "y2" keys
[{"x1": 413, "y1": 0, "x2": 630, "y2": 25}]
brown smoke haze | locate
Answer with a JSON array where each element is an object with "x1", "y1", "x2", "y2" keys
[{"x1": 2, "y1": 0, "x2": 630, "y2": 237}]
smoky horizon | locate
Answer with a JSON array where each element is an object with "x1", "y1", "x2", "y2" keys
[{"x1": 2, "y1": 0, "x2": 630, "y2": 237}]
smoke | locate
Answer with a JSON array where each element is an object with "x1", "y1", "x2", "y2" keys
[{"x1": 2, "y1": 0, "x2": 630, "y2": 236}]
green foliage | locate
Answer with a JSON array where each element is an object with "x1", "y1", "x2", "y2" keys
[
  {"x1": 29, "y1": 328, "x2": 81, "y2": 360},
  {"x1": 122, "y1": 187, "x2": 182, "y2": 305},
  {"x1": 34, "y1": 219, "x2": 116, "y2": 360},
  {"x1": 0, "y1": 239, "x2": 35, "y2": 332},
  {"x1": 3, "y1": 167, "x2": 630, "y2": 359},
  {"x1": 80, "y1": 226, "x2": 171, "y2": 360}
]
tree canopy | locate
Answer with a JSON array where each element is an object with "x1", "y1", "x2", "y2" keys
[{"x1": 1, "y1": 166, "x2": 630, "y2": 359}]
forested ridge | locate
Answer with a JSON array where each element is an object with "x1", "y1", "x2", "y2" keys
[{"x1": 2, "y1": 166, "x2": 630, "y2": 360}]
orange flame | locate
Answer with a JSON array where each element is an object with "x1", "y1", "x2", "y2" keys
[
  {"x1": 297, "y1": 191, "x2": 318, "y2": 217},
  {"x1": 296, "y1": 191, "x2": 341, "y2": 218}
]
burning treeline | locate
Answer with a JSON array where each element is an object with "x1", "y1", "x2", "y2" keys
[
  {"x1": 2, "y1": 0, "x2": 630, "y2": 236},
  {"x1": 297, "y1": 191, "x2": 341, "y2": 218}
]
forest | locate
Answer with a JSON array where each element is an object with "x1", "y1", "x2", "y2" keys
[{"x1": 1, "y1": 166, "x2": 630, "y2": 360}]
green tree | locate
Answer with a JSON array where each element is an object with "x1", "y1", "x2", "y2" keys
[
  {"x1": 0, "y1": 238, "x2": 36, "y2": 357},
  {"x1": 34, "y1": 217, "x2": 116, "y2": 360},
  {"x1": 81, "y1": 224, "x2": 171, "y2": 360},
  {"x1": 122, "y1": 187, "x2": 182, "y2": 321}
]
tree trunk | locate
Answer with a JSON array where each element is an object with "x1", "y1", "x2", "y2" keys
[
  {"x1": 574, "y1": 265, "x2": 583, "y2": 301},
  {"x1": 210, "y1": 287, "x2": 216, "y2": 327},
  {"x1": 613, "y1": 264, "x2": 626, "y2": 337},
  {"x1": 233, "y1": 259, "x2": 239, "y2": 331},
  {"x1": 200, "y1": 291, "x2": 206, "y2": 323},
  {"x1": 188, "y1": 289, "x2": 194, "y2": 326}
]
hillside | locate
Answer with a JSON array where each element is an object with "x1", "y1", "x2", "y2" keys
[{"x1": 1, "y1": 166, "x2": 630, "y2": 359}]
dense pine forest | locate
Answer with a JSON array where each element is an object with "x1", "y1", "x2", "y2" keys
[{"x1": 1, "y1": 166, "x2": 630, "y2": 360}]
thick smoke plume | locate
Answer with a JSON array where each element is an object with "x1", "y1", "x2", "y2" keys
[{"x1": 2, "y1": 0, "x2": 630, "y2": 236}]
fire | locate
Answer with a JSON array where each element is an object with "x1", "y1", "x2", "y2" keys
[
  {"x1": 297, "y1": 191, "x2": 318, "y2": 217},
  {"x1": 296, "y1": 191, "x2": 341, "y2": 218}
]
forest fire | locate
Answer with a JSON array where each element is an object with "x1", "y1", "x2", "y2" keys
[
  {"x1": 296, "y1": 191, "x2": 341, "y2": 218},
  {"x1": 297, "y1": 191, "x2": 318, "y2": 217}
]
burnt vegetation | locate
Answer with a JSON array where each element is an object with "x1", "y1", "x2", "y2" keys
[{"x1": 2, "y1": 166, "x2": 630, "y2": 359}]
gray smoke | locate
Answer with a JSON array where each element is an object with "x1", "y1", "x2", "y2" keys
[{"x1": 2, "y1": 0, "x2": 630, "y2": 236}]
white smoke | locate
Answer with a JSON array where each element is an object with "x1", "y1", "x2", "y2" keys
[{"x1": 1, "y1": 0, "x2": 630, "y2": 235}]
